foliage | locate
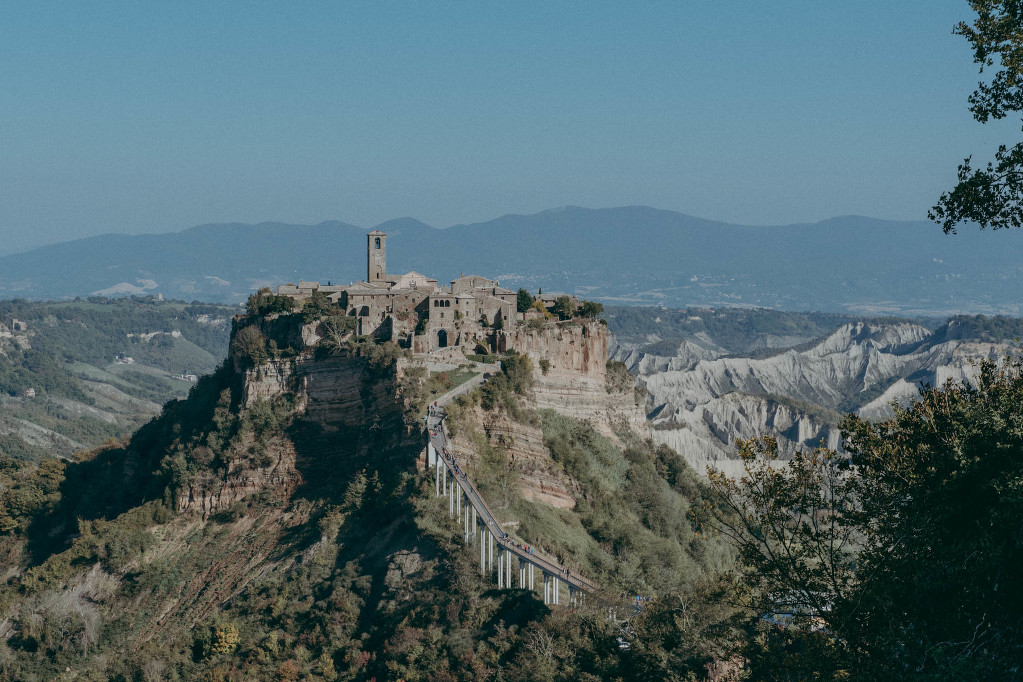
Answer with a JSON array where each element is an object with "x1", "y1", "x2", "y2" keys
[
  {"x1": 230, "y1": 325, "x2": 268, "y2": 367},
  {"x1": 552, "y1": 296, "x2": 575, "y2": 320},
  {"x1": 931, "y1": 2, "x2": 1023, "y2": 232},
  {"x1": 516, "y1": 288, "x2": 535, "y2": 313},
  {"x1": 319, "y1": 314, "x2": 357, "y2": 353},
  {"x1": 301, "y1": 289, "x2": 342, "y2": 323},
  {"x1": 246, "y1": 288, "x2": 294, "y2": 316},
  {"x1": 531, "y1": 299, "x2": 551, "y2": 320},
  {"x1": 605, "y1": 360, "x2": 632, "y2": 394},
  {"x1": 578, "y1": 300, "x2": 603, "y2": 318},
  {"x1": 345, "y1": 337, "x2": 410, "y2": 372},
  {"x1": 709, "y1": 357, "x2": 1023, "y2": 678},
  {"x1": 479, "y1": 353, "x2": 534, "y2": 413},
  {"x1": 707, "y1": 439, "x2": 859, "y2": 632}
]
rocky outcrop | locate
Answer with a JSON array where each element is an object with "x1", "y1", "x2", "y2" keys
[
  {"x1": 454, "y1": 406, "x2": 577, "y2": 509},
  {"x1": 498, "y1": 321, "x2": 608, "y2": 378},
  {"x1": 178, "y1": 437, "x2": 301, "y2": 517},
  {"x1": 450, "y1": 320, "x2": 648, "y2": 508},
  {"x1": 502, "y1": 321, "x2": 648, "y2": 442},
  {"x1": 183, "y1": 335, "x2": 415, "y2": 516},
  {"x1": 624, "y1": 322, "x2": 1010, "y2": 476}
]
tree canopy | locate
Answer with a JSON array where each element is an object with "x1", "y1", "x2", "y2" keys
[
  {"x1": 516, "y1": 288, "x2": 534, "y2": 313},
  {"x1": 931, "y1": 1, "x2": 1023, "y2": 232},
  {"x1": 709, "y1": 356, "x2": 1023, "y2": 678}
]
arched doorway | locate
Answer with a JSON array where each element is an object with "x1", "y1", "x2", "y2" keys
[{"x1": 437, "y1": 329, "x2": 448, "y2": 348}]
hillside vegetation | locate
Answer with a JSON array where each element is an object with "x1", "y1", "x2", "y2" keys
[
  {"x1": 0, "y1": 297, "x2": 238, "y2": 461},
  {"x1": 0, "y1": 316, "x2": 746, "y2": 680}
]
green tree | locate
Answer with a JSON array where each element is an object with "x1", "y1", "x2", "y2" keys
[
  {"x1": 230, "y1": 325, "x2": 268, "y2": 367},
  {"x1": 579, "y1": 300, "x2": 603, "y2": 318},
  {"x1": 552, "y1": 296, "x2": 575, "y2": 320},
  {"x1": 709, "y1": 357, "x2": 1023, "y2": 678},
  {"x1": 246, "y1": 288, "x2": 294, "y2": 316},
  {"x1": 516, "y1": 288, "x2": 535, "y2": 313},
  {"x1": 931, "y1": 2, "x2": 1023, "y2": 232},
  {"x1": 301, "y1": 289, "x2": 339, "y2": 323}
]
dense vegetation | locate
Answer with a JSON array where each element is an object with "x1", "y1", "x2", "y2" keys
[
  {"x1": 709, "y1": 357, "x2": 1023, "y2": 679},
  {"x1": 0, "y1": 297, "x2": 239, "y2": 462}
]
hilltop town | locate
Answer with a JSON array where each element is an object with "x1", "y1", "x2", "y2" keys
[{"x1": 271, "y1": 230, "x2": 597, "y2": 355}]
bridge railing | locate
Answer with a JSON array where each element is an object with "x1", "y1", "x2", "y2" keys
[{"x1": 429, "y1": 412, "x2": 597, "y2": 595}]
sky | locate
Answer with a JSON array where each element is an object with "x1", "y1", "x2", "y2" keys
[{"x1": 0, "y1": 1, "x2": 1016, "y2": 255}]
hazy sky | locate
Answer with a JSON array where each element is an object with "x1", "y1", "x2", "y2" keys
[{"x1": 1, "y1": 1, "x2": 1013, "y2": 254}]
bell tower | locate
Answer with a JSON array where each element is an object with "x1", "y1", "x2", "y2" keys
[{"x1": 367, "y1": 230, "x2": 386, "y2": 282}]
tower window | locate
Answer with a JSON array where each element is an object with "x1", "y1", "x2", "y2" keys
[{"x1": 374, "y1": 237, "x2": 381, "y2": 249}]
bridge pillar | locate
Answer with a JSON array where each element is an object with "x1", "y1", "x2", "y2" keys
[
  {"x1": 480, "y1": 528, "x2": 486, "y2": 575},
  {"x1": 519, "y1": 558, "x2": 525, "y2": 588},
  {"x1": 543, "y1": 572, "x2": 550, "y2": 604},
  {"x1": 448, "y1": 473, "x2": 454, "y2": 519},
  {"x1": 552, "y1": 576, "x2": 559, "y2": 605},
  {"x1": 442, "y1": 463, "x2": 447, "y2": 495},
  {"x1": 488, "y1": 530, "x2": 494, "y2": 573},
  {"x1": 435, "y1": 457, "x2": 440, "y2": 496},
  {"x1": 497, "y1": 548, "x2": 505, "y2": 588},
  {"x1": 529, "y1": 562, "x2": 534, "y2": 590},
  {"x1": 456, "y1": 484, "x2": 462, "y2": 520},
  {"x1": 507, "y1": 547, "x2": 513, "y2": 587},
  {"x1": 569, "y1": 585, "x2": 575, "y2": 607}
]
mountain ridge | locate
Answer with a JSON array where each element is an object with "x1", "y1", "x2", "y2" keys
[{"x1": 1, "y1": 206, "x2": 1020, "y2": 315}]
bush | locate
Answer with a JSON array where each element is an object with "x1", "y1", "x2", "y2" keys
[
  {"x1": 246, "y1": 288, "x2": 294, "y2": 316},
  {"x1": 230, "y1": 326, "x2": 268, "y2": 367}
]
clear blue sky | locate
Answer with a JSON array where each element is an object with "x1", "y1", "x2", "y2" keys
[{"x1": 0, "y1": 1, "x2": 1012, "y2": 254}]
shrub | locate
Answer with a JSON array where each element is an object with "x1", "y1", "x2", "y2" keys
[
  {"x1": 246, "y1": 288, "x2": 294, "y2": 316},
  {"x1": 231, "y1": 325, "x2": 268, "y2": 367}
]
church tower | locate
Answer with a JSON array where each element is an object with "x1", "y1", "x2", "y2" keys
[{"x1": 367, "y1": 230, "x2": 387, "y2": 282}]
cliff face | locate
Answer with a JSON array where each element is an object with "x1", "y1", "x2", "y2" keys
[
  {"x1": 615, "y1": 322, "x2": 1009, "y2": 477},
  {"x1": 177, "y1": 434, "x2": 301, "y2": 517},
  {"x1": 501, "y1": 321, "x2": 647, "y2": 441},
  {"x1": 180, "y1": 335, "x2": 417, "y2": 516},
  {"x1": 450, "y1": 321, "x2": 646, "y2": 510}
]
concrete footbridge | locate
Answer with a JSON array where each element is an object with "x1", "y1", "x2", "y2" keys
[{"x1": 425, "y1": 367, "x2": 597, "y2": 606}]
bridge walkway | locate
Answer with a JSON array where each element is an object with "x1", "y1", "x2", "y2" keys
[{"x1": 424, "y1": 366, "x2": 597, "y2": 605}]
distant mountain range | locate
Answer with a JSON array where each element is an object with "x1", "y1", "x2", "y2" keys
[{"x1": 1, "y1": 206, "x2": 1021, "y2": 315}]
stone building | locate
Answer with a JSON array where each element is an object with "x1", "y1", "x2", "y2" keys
[{"x1": 276, "y1": 231, "x2": 518, "y2": 354}]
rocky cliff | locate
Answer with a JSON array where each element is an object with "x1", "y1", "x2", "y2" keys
[
  {"x1": 615, "y1": 321, "x2": 1009, "y2": 476},
  {"x1": 179, "y1": 326, "x2": 418, "y2": 516},
  {"x1": 449, "y1": 320, "x2": 647, "y2": 511},
  {"x1": 500, "y1": 320, "x2": 647, "y2": 440}
]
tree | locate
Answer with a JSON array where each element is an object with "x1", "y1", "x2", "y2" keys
[
  {"x1": 230, "y1": 325, "x2": 268, "y2": 367},
  {"x1": 246, "y1": 288, "x2": 293, "y2": 316},
  {"x1": 552, "y1": 296, "x2": 574, "y2": 320},
  {"x1": 709, "y1": 358, "x2": 1023, "y2": 678},
  {"x1": 301, "y1": 289, "x2": 339, "y2": 323},
  {"x1": 516, "y1": 288, "x2": 534, "y2": 313},
  {"x1": 931, "y1": 2, "x2": 1023, "y2": 232},
  {"x1": 579, "y1": 300, "x2": 603, "y2": 318}
]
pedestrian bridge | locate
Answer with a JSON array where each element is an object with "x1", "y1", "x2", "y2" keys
[{"x1": 426, "y1": 390, "x2": 597, "y2": 607}]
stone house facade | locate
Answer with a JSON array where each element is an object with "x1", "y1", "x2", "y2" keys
[{"x1": 276, "y1": 231, "x2": 518, "y2": 354}]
